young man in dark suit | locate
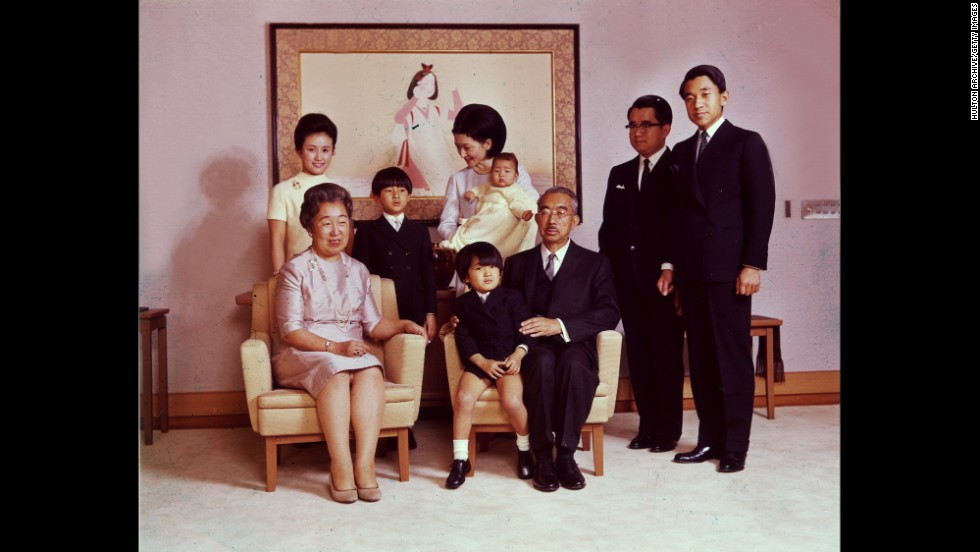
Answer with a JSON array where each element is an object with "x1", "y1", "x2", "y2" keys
[
  {"x1": 667, "y1": 65, "x2": 776, "y2": 473},
  {"x1": 502, "y1": 187, "x2": 621, "y2": 492},
  {"x1": 599, "y1": 95, "x2": 686, "y2": 455}
]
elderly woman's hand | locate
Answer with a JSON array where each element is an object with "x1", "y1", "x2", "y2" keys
[{"x1": 337, "y1": 340, "x2": 368, "y2": 358}]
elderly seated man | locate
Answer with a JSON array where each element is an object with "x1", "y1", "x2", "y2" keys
[{"x1": 501, "y1": 186, "x2": 621, "y2": 492}]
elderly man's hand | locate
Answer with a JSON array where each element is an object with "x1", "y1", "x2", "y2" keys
[{"x1": 519, "y1": 317, "x2": 562, "y2": 338}]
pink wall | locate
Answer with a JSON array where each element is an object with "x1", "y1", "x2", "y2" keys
[{"x1": 139, "y1": 0, "x2": 840, "y2": 393}]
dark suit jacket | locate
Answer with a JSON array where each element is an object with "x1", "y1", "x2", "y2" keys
[
  {"x1": 598, "y1": 148, "x2": 679, "y2": 298},
  {"x1": 671, "y1": 120, "x2": 776, "y2": 284},
  {"x1": 351, "y1": 216, "x2": 437, "y2": 325},
  {"x1": 453, "y1": 287, "x2": 535, "y2": 372},
  {"x1": 502, "y1": 242, "x2": 620, "y2": 358}
]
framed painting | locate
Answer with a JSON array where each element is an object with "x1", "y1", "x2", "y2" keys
[{"x1": 270, "y1": 23, "x2": 581, "y2": 222}]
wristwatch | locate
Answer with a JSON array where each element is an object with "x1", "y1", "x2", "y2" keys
[{"x1": 324, "y1": 340, "x2": 333, "y2": 351}]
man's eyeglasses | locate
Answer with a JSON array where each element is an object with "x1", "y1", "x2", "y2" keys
[
  {"x1": 625, "y1": 122, "x2": 667, "y2": 130},
  {"x1": 536, "y1": 208, "x2": 572, "y2": 220}
]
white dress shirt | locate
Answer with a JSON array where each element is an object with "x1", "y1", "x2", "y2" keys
[{"x1": 383, "y1": 212, "x2": 405, "y2": 231}]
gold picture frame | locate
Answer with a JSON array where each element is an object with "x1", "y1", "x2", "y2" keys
[{"x1": 270, "y1": 23, "x2": 581, "y2": 222}]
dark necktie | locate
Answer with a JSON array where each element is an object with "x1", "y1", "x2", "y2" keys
[
  {"x1": 641, "y1": 158, "x2": 651, "y2": 191},
  {"x1": 697, "y1": 131, "x2": 709, "y2": 162},
  {"x1": 545, "y1": 253, "x2": 557, "y2": 280}
]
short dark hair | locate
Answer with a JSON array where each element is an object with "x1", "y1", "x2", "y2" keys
[
  {"x1": 294, "y1": 113, "x2": 338, "y2": 151},
  {"x1": 679, "y1": 64, "x2": 727, "y2": 99},
  {"x1": 492, "y1": 152, "x2": 519, "y2": 169},
  {"x1": 406, "y1": 64, "x2": 438, "y2": 100},
  {"x1": 455, "y1": 241, "x2": 504, "y2": 281},
  {"x1": 299, "y1": 183, "x2": 353, "y2": 232},
  {"x1": 628, "y1": 95, "x2": 673, "y2": 125},
  {"x1": 538, "y1": 186, "x2": 579, "y2": 213},
  {"x1": 451, "y1": 104, "x2": 507, "y2": 157},
  {"x1": 371, "y1": 166, "x2": 413, "y2": 196}
]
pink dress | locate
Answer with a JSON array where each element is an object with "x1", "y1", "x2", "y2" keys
[{"x1": 272, "y1": 249, "x2": 383, "y2": 398}]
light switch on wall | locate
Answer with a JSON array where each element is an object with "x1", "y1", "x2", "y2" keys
[{"x1": 801, "y1": 199, "x2": 841, "y2": 219}]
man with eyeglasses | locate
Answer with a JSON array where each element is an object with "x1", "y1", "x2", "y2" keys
[
  {"x1": 598, "y1": 95, "x2": 687, "y2": 457},
  {"x1": 502, "y1": 187, "x2": 620, "y2": 492}
]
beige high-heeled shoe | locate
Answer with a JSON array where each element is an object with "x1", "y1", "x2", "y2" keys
[
  {"x1": 356, "y1": 485, "x2": 382, "y2": 502},
  {"x1": 329, "y1": 480, "x2": 358, "y2": 504}
]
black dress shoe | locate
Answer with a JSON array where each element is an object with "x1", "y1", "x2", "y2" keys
[
  {"x1": 532, "y1": 457, "x2": 559, "y2": 492},
  {"x1": 517, "y1": 450, "x2": 534, "y2": 480},
  {"x1": 648, "y1": 440, "x2": 678, "y2": 453},
  {"x1": 556, "y1": 456, "x2": 586, "y2": 490},
  {"x1": 628, "y1": 434, "x2": 656, "y2": 449},
  {"x1": 673, "y1": 446, "x2": 722, "y2": 463},
  {"x1": 445, "y1": 459, "x2": 471, "y2": 489},
  {"x1": 718, "y1": 452, "x2": 746, "y2": 473}
]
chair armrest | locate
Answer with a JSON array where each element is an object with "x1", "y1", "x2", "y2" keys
[
  {"x1": 241, "y1": 332, "x2": 274, "y2": 433},
  {"x1": 439, "y1": 324, "x2": 464, "y2": 409},
  {"x1": 382, "y1": 333, "x2": 427, "y2": 421},
  {"x1": 596, "y1": 329, "x2": 623, "y2": 418}
]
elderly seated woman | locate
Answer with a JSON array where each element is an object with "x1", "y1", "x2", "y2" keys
[{"x1": 273, "y1": 182, "x2": 426, "y2": 503}]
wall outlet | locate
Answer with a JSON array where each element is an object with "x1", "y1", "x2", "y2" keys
[{"x1": 801, "y1": 199, "x2": 841, "y2": 219}]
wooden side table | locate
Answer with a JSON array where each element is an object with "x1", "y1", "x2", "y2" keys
[
  {"x1": 139, "y1": 308, "x2": 170, "y2": 444},
  {"x1": 751, "y1": 314, "x2": 784, "y2": 420}
]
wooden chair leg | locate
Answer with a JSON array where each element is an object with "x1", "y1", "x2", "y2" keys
[
  {"x1": 265, "y1": 438, "x2": 278, "y2": 492},
  {"x1": 467, "y1": 428, "x2": 477, "y2": 475},
  {"x1": 397, "y1": 427, "x2": 410, "y2": 481},
  {"x1": 592, "y1": 425, "x2": 604, "y2": 476},
  {"x1": 581, "y1": 430, "x2": 591, "y2": 451},
  {"x1": 766, "y1": 329, "x2": 776, "y2": 420}
]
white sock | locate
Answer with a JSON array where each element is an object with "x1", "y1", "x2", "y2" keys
[
  {"x1": 516, "y1": 433, "x2": 530, "y2": 452},
  {"x1": 453, "y1": 439, "x2": 469, "y2": 460}
]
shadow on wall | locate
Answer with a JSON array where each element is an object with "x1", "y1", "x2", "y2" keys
[{"x1": 168, "y1": 147, "x2": 268, "y2": 391}]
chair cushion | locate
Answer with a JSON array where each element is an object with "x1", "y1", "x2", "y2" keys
[
  {"x1": 257, "y1": 382, "x2": 415, "y2": 409},
  {"x1": 475, "y1": 381, "x2": 609, "y2": 403},
  {"x1": 476, "y1": 388, "x2": 500, "y2": 402},
  {"x1": 257, "y1": 383, "x2": 418, "y2": 436},
  {"x1": 585, "y1": 396, "x2": 611, "y2": 423}
]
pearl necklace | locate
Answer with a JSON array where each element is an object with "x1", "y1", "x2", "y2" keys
[{"x1": 307, "y1": 250, "x2": 355, "y2": 332}]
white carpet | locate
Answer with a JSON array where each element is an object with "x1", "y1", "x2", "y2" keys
[{"x1": 139, "y1": 405, "x2": 840, "y2": 552}]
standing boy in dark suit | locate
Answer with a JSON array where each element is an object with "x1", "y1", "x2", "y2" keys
[
  {"x1": 352, "y1": 167, "x2": 438, "y2": 343},
  {"x1": 668, "y1": 65, "x2": 776, "y2": 473},
  {"x1": 503, "y1": 187, "x2": 621, "y2": 492},
  {"x1": 599, "y1": 95, "x2": 686, "y2": 454},
  {"x1": 352, "y1": 167, "x2": 438, "y2": 451}
]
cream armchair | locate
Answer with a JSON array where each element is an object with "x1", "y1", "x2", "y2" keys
[
  {"x1": 240, "y1": 275, "x2": 425, "y2": 491},
  {"x1": 441, "y1": 325, "x2": 622, "y2": 476}
]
